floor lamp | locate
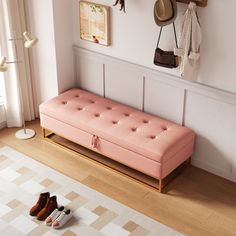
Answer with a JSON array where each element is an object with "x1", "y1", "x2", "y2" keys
[{"x1": 0, "y1": 32, "x2": 38, "y2": 139}]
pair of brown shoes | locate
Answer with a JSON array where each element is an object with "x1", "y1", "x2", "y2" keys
[{"x1": 29, "y1": 192, "x2": 58, "y2": 221}]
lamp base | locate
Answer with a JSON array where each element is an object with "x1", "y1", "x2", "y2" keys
[{"x1": 15, "y1": 129, "x2": 36, "y2": 140}]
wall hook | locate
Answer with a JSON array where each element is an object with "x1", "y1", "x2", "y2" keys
[
  {"x1": 176, "y1": 0, "x2": 208, "y2": 7},
  {"x1": 113, "y1": 0, "x2": 126, "y2": 13}
]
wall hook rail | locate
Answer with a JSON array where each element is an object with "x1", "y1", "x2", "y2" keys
[{"x1": 176, "y1": 0, "x2": 208, "y2": 7}]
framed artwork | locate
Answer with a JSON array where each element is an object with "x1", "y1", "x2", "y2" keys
[{"x1": 79, "y1": 1, "x2": 110, "y2": 46}]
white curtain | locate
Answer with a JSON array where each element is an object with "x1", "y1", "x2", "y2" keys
[{"x1": 0, "y1": 0, "x2": 36, "y2": 127}]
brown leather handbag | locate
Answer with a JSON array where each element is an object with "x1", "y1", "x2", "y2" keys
[{"x1": 154, "y1": 22, "x2": 179, "y2": 68}]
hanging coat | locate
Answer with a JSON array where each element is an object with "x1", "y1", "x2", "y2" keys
[{"x1": 174, "y1": 2, "x2": 202, "y2": 81}]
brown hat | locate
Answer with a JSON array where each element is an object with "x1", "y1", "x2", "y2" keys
[{"x1": 154, "y1": 0, "x2": 177, "y2": 26}]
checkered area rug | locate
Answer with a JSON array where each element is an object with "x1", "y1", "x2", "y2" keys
[{"x1": 0, "y1": 146, "x2": 182, "y2": 236}]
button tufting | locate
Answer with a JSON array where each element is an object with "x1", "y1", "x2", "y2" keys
[{"x1": 42, "y1": 89, "x2": 195, "y2": 167}]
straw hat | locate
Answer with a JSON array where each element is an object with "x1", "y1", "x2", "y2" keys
[{"x1": 154, "y1": 0, "x2": 177, "y2": 26}]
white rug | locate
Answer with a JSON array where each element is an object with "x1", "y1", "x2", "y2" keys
[{"x1": 0, "y1": 146, "x2": 183, "y2": 236}]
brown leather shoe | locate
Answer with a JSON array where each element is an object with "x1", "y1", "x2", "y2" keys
[
  {"x1": 37, "y1": 196, "x2": 58, "y2": 221},
  {"x1": 29, "y1": 192, "x2": 50, "y2": 216}
]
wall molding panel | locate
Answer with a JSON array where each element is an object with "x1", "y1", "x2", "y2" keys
[
  {"x1": 75, "y1": 54, "x2": 104, "y2": 96},
  {"x1": 104, "y1": 61, "x2": 144, "y2": 110},
  {"x1": 73, "y1": 46, "x2": 236, "y2": 182}
]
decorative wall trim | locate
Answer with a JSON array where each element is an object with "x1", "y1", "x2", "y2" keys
[
  {"x1": 182, "y1": 89, "x2": 187, "y2": 126},
  {"x1": 73, "y1": 46, "x2": 236, "y2": 182},
  {"x1": 102, "y1": 64, "x2": 105, "y2": 98},
  {"x1": 73, "y1": 46, "x2": 236, "y2": 106},
  {"x1": 142, "y1": 76, "x2": 145, "y2": 112}
]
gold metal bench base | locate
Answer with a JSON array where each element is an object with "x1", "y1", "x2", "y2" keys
[{"x1": 42, "y1": 127, "x2": 191, "y2": 193}]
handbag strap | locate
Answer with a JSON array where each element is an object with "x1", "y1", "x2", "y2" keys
[
  {"x1": 173, "y1": 22, "x2": 178, "y2": 48},
  {"x1": 156, "y1": 22, "x2": 178, "y2": 49}
]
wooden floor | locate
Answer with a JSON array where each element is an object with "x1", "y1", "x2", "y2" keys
[{"x1": 1, "y1": 120, "x2": 236, "y2": 236}]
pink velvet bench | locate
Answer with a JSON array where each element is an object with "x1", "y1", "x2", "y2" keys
[{"x1": 39, "y1": 88, "x2": 195, "y2": 192}]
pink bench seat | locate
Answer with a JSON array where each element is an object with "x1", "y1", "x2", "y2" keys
[{"x1": 40, "y1": 88, "x2": 195, "y2": 189}]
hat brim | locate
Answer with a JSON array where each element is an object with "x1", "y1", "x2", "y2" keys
[{"x1": 154, "y1": 0, "x2": 177, "y2": 26}]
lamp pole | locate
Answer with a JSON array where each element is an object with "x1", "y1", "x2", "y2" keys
[
  {"x1": 9, "y1": 33, "x2": 36, "y2": 139},
  {"x1": 0, "y1": 31, "x2": 38, "y2": 139}
]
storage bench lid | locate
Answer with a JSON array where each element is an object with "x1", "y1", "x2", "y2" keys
[{"x1": 40, "y1": 88, "x2": 194, "y2": 163}]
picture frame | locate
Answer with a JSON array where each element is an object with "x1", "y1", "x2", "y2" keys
[{"x1": 79, "y1": 1, "x2": 110, "y2": 46}]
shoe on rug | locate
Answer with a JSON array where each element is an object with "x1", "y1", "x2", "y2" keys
[
  {"x1": 29, "y1": 192, "x2": 50, "y2": 216},
  {"x1": 52, "y1": 209, "x2": 73, "y2": 229},
  {"x1": 37, "y1": 195, "x2": 58, "y2": 221},
  {"x1": 45, "y1": 206, "x2": 65, "y2": 226}
]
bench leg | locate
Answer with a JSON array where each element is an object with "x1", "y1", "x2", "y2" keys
[
  {"x1": 42, "y1": 128, "x2": 46, "y2": 138},
  {"x1": 188, "y1": 156, "x2": 192, "y2": 165},
  {"x1": 186, "y1": 156, "x2": 192, "y2": 165},
  {"x1": 158, "y1": 179, "x2": 163, "y2": 193}
]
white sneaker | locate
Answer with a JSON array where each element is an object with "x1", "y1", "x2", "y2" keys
[
  {"x1": 52, "y1": 209, "x2": 73, "y2": 229},
  {"x1": 45, "y1": 206, "x2": 64, "y2": 226}
]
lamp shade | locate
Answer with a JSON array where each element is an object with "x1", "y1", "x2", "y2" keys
[
  {"x1": 0, "y1": 56, "x2": 7, "y2": 72},
  {"x1": 23, "y1": 32, "x2": 38, "y2": 48}
]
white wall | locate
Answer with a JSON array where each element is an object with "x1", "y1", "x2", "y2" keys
[
  {"x1": 73, "y1": 0, "x2": 236, "y2": 94},
  {"x1": 26, "y1": 0, "x2": 74, "y2": 109},
  {"x1": 26, "y1": 0, "x2": 58, "y2": 107},
  {"x1": 52, "y1": 0, "x2": 75, "y2": 94},
  {"x1": 74, "y1": 47, "x2": 236, "y2": 183}
]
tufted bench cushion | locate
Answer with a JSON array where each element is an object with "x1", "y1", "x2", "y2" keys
[{"x1": 40, "y1": 88, "x2": 195, "y2": 181}]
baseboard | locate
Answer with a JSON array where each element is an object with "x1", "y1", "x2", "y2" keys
[
  {"x1": 0, "y1": 121, "x2": 6, "y2": 130},
  {"x1": 192, "y1": 158, "x2": 235, "y2": 182},
  {"x1": 0, "y1": 104, "x2": 6, "y2": 129}
]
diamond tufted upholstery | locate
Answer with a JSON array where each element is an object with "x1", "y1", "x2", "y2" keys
[{"x1": 40, "y1": 88, "x2": 195, "y2": 179}]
